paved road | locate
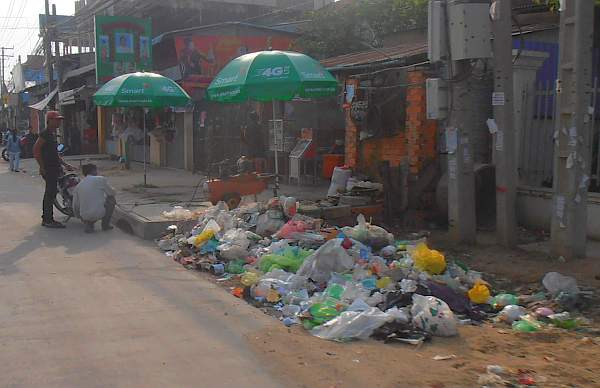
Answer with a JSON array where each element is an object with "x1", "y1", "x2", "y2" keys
[{"x1": 0, "y1": 165, "x2": 283, "y2": 387}]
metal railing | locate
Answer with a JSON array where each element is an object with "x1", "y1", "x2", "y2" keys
[{"x1": 518, "y1": 77, "x2": 600, "y2": 191}]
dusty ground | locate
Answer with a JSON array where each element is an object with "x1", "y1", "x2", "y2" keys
[{"x1": 8, "y1": 158, "x2": 600, "y2": 387}]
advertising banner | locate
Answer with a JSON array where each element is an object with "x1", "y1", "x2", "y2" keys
[
  {"x1": 94, "y1": 15, "x2": 152, "y2": 84},
  {"x1": 174, "y1": 35, "x2": 292, "y2": 81}
]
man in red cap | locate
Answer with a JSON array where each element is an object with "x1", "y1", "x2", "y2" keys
[{"x1": 33, "y1": 110, "x2": 74, "y2": 228}]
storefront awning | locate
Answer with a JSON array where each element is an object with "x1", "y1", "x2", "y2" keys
[
  {"x1": 59, "y1": 86, "x2": 86, "y2": 106},
  {"x1": 29, "y1": 87, "x2": 58, "y2": 111}
]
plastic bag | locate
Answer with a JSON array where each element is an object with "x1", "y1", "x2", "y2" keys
[
  {"x1": 241, "y1": 271, "x2": 261, "y2": 286},
  {"x1": 327, "y1": 166, "x2": 352, "y2": 197},
  {"x1": 411, "y1": 294, "x2": 458, "y2": 337},
  {"x1": 258, "y1": 247, "x2": 311, "y2": 273},
  {"x1": 280, "y1": 196, "x2": 297, "y2": 218},
  {"x1": 256, "y1": 210, "x2": 285, "y2": 237},
  {"x1": 468, "y1": 282, "x2": 491, "y2": 304},
  {"x1": 411, "y1": 243, "x2": 447, "y2": 275},
  {"x1": 498, "y1": 305, "x2": 526, "y2": 324},
  {"x1": 342, "y1": 215, "x2": 394, "y2": 248},
  {"x1": 162, "y1": 206, "x2": 193, "y2": 220},
  {"x1": 275, "y1": 220, "x2": 308, "y2": 239},
  {"x1": 217, "y1": 228, "x2": 250, "y2": 261},
  {"x1": 310, "y1": 307, "x2": 394, "y2": 341},
  {"x1": 297, "y1": 239, "x2": 355, "y2": 283},
  {"x1": 542, "y1": 272, "x2": 580, "y2": 296},
  {"x1": 257, "y1": 269, "x2": 308, "y2": 292}
]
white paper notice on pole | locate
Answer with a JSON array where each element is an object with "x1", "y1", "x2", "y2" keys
[
  {"x1": 486, "y1": 118, "x2": 498, "y2": 134},
  {"x1": 448, "y1": 158, "x2": 457, "y2": 180},
  {"x1": 446, "y1": 127, "x2": 458, "y2": 154},
  {"x1": 495, "y1": 131, "x2": 504, "y2": 151},
  {"x1": 492, "y1": 92, "x2": 505, "y2": 106},
  {"x1": 463, "y1": 145, "x2": 472, "y2": 165},
  {"x1": 555, "y1": 195, "x2": 565, "y2": 219}
]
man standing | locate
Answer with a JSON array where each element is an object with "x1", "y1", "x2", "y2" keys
[
  {"x1": 72, "y1": 163, "x2": 116, "y2": 233},
  {"x1": 33, "y1": 111, "x2": 73, "y2": 228}
]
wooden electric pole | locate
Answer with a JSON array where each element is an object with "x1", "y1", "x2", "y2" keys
[
  {"x1": 491, "y1": 0, "x2": 517, "y2": 247},
  {"x1": 550, "y1": 0, "x2": 595, "y2": 259}
]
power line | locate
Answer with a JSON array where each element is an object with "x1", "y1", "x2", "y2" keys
[
  {"x1": 3, "y1": 0, "x2": 28, "y2": 46},
  {"x1": 0, "y1": 0, "x2": 16, "y2": 43}
]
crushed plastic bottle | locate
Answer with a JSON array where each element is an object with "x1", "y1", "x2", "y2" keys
[
  {"x1": 490, "y1": 293, "x2": 519, "y2": 309},
  {"x1": 498, "y1": 305, "x2": 526, "y2": 323}
]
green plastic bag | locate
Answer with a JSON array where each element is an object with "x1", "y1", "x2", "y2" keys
[
  {"x1": 227, "y1": 259, "x2": 246, "y2": 274},
  {"x1": 259, "y1": 247, "x2": 311, "y2": 273}
]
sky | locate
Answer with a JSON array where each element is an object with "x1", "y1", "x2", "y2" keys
[{"x1": 0, "y1": 0, "x2": 75, "y2": 81}]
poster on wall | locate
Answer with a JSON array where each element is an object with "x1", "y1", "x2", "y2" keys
[
  {"x1": 94, "y1": 15, "x2": 152, "y2": 84},
  {"x1": 173, "y1": 35, "x2": 293, "y2": 81}
]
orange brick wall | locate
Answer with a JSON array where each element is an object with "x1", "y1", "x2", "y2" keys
[{"x1": 344, "y1": 69, "x2": 437, "y2": 177}]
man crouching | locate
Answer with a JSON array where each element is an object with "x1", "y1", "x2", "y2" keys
[{"x1": 73, "y1": 163, "x2": 116, "y2": 233}]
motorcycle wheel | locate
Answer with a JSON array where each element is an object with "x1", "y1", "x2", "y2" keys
[
  {"x1": 54, "y1": 191, "x2": 74, "y2": 217},
  {"x1": 1, "y1": 148, "x2": 8, "y2": 162}
]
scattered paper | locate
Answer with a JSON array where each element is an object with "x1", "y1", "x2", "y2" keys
[
  {"x1": 492, "y1": 92, "x2": 505, "y2": 106},
  {"x1": 433, "y1": 354, "x2": 457, "y2": 361},
  {"x1": 486, "y1": 118, "x2": 498, "y2": 134},
  {"x1": 495, "y1": 131, "x2": 504, "y2": 152},
  {"x1": 446, "y1": 127, "x2": 458, "y2": 153}
]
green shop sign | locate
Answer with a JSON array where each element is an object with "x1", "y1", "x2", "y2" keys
[{"x1": 94, "y1": 15, "x2": 152, "y2": 84}]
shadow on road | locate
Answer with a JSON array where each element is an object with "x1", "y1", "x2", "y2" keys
[{"x1": 0, "y1": 221, "x2": 128, "y2": 276}]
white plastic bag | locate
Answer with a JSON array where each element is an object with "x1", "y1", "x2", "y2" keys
[
  {"x1": 411, "y1": 294, "x2": 458, "y2": 337},
  {"x1": 342, "y1": 214, "x2": 394, "y2": 248},
  {"x1": 256, "y1": 210, "x2": 285, "y2": 237},
  {"x1": 162, "y1": 206, "x2": 193, "y2": 220},
  {"x1": 542, "y1": 272, "x2": 580, "y2": 296},
  {"x1": 310, "y1": 307, "x2": 393, "y2": 341},
  {"x1": 217, "y1": 228, "x2": 250, "y2": 261},
  {"x1": 327, "y1": 166, "x2": 352, "y2": 197},
  {"x1": 498, "y1": 305, "x2": 526, "y2": 324},
  {"x1": 297, "y1": 239, "x2": 355, "y2": 283},
  {"x1": 257, "y1": 269, "x2": 309, "y2": 292}
]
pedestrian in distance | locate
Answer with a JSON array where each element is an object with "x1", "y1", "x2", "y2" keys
[
  {"x1": 6, "y1": 128, "x2": 21, "y2": 172},
  {"x1": 72, "y1": 163, "x2": 116, "y2": 234},
  {"x1": 33, "y1": 111, "x2": 75, "y2": 229}
]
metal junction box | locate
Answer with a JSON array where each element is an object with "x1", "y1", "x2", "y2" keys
[
  {"x1": 426, "y1": 78, "x2": 448, "y2": 119},
  {"x1": 447, "y1": 2, "x2": 492, "y2": 60}
]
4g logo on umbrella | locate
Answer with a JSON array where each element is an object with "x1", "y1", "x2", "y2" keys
[{"x1": 257, "y1": 66, "x2": 291, "y2": 78}]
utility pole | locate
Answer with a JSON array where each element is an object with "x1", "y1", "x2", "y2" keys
[
  {"x1": 44, "y1": 0, "x2": 54, "y2": 94},
  {"x1": 0, "y1": 47, "x2": 14, "y2": 90},
  {"x1": 446, "y1": 59, "x2": 477, "y2": 244},
  {"x1": 52, "y1": 4, "x2": 62, "y2": 111},
  {"x1": 551, "y1": 0, "x2": 594, "y2": 259},
  {"x1": 491, "y1": 0, "x2": 517, "y2": 247}
]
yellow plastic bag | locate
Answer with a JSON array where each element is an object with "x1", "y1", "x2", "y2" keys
[
  {"x1": 191, "y1": 229, "x2": 215, "y2": 248},
  {"x1": 241, "y1": 271, "x2": 260, "y2": 287},
  {"x1": 468, "y1": 282, "x2": 491, "y2": 304},
  {"x1": 412, "y1": 243, "x2": 446, "y2": 275}
]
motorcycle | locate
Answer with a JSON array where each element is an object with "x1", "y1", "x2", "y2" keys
[
  {"x1": 2, "y1": 133, "x2": 36, "y2": 161},
  {"x1": 53, "y1": 144, "x2": 80, "y2": 217}
]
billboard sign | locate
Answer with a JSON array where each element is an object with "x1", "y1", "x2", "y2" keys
[
  {"x1": 173, "y1": 35, "x2": 292, "y2": 81},
  {"x1": 94, "y1": 15, "x2": 152, "y2": 84}
]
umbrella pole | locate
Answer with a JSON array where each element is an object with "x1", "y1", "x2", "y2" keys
[
  {"x1": 143, "y1": 108, "x2": 148, "y2": 186},
  {"x1": 272, "y1": 101, "x2": 279, "y2": 197}
]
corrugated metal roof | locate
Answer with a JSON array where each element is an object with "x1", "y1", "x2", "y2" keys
[{"x1": 320, "y1": 42, "x2": 428, "y2": 70}]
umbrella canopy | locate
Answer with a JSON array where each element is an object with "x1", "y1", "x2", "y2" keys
[
  {"x1": 94, "y1": 72, "x2": 191, "y2": 108},
  {"x1": 206, "y1": 50, "x2": 339, "y2": 103}
]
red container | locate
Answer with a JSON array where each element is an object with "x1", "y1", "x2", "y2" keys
[{"x1": 322, "y1": 154, "x2": 345, "y2": 179}]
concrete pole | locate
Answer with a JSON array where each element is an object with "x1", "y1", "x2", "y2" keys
[
  {"x1": 447, "y1": 60, "x2": 477, "y2": 244},
  {"x1": 491, "y1": 0, "x2": 517, "y2": 247},
  {"x1": 44, "y1": 0, "x2": 54, "y2": 94},
  {"x1": 550, "y1": 0, "x2": 594, "y2": 259}
]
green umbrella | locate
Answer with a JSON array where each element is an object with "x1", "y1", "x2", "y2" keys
[
  {"x1": 207, "y1": 51, "x2": 339, "y2": 194},
  {"x1": 206, "y1": 50, "x2": 338, "y2": 103},
  {"x1": 94, "y1": 72, "x2": 191, "y2": 185},
  {"x1": 94, "y1": 72, "x2": 191, "y2": 108}
]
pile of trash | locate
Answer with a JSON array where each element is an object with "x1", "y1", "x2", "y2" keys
[{"x1": 157, "y1": 198, "x2": 593, "y2": 343}]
